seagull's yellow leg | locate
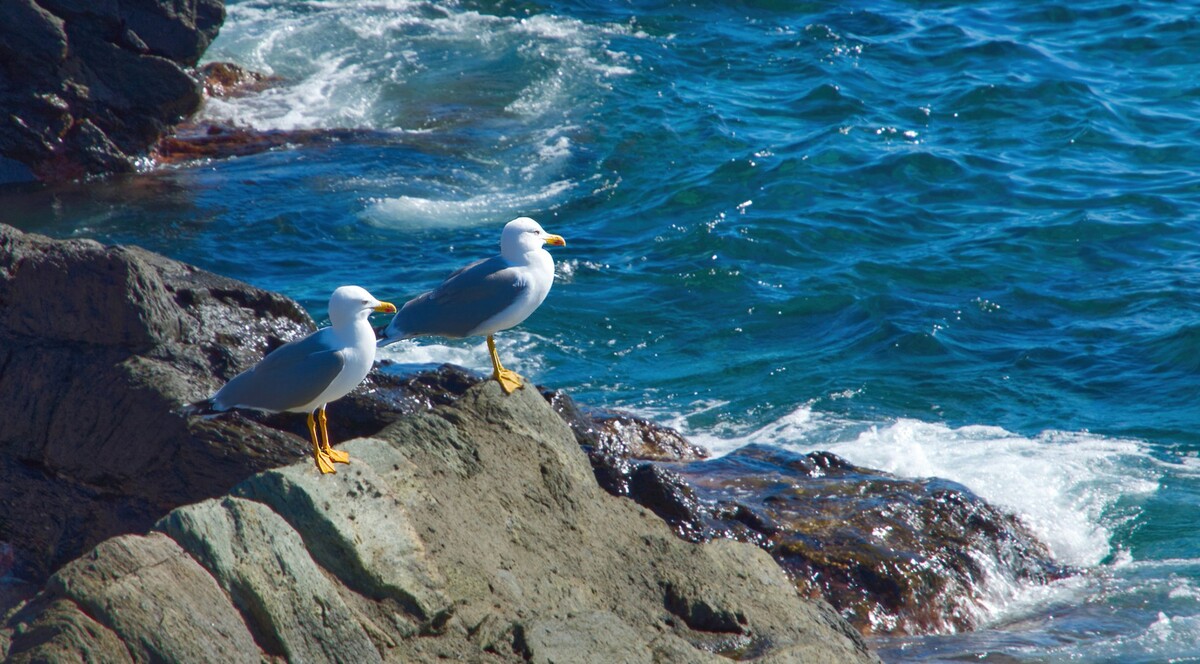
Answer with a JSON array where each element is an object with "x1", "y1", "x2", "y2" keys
[
  {"x1": 317, "y1": 406, "x2": 350, "y2": 464},
  {"x1": 487, "y1": 334, "x2": 524, "y2": 394},
  {"x1": 307, "y1": 411, "x2": 337, "y2": 474}
]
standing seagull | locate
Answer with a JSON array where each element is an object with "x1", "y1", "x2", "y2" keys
[
  {"x1": 379, "y1": 217, "x2": 566, "y2": 394},
  {"x1": 196, "y1": 285, "x2": 396, "y2": 474}
]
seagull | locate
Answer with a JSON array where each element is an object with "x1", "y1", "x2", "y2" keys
[
  {"x1": 194, "y1": 285, "x2": 396, "y2": 474},
  {"x1": 378, "y1": 217, "x2": 566, "y2": 394}
]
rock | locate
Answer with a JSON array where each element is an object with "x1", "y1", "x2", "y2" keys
[
  {"x1": 543, "y1": 388, "x2": 708, "y2": 499},
  {"x1": 0, "y1": 223, "x2": 313, "y2": 582},
  {"x1": 667, "y1": 445, "x2": 1070, "y2": 635},
  {"x1": 152, "y1": 123, "x2": 396, "y2": 165},
  {"x1": 1, "y1": 380, "x2": 879, "y2": 663},
  {"x1": 195, "y1": 61, "x2": 281, "y2": 98},
  {"x1": 0, "y1": 223, "x2": 698, "y2": 589},
  {"x1": 0, "y1": 0, "x2": 223, "y2": 183},
  {"x1": 540, "y1": 395, "x2": 1068, "y2": 636},
  {"x1": 232, "y1": 449, "x2": 451, "y2": 624},
  {"x1": 3, "y1": 599, "x2": 131, "y2": 664},
  {"x1": 156, "y1": 497, "x2": 382, "y2": 663},
  {"x1": 516, "y1": 611, "x2": 663, "y2": 663},
  {"x1": 42, "y1": 532, "x2": 260, "y2": 662}
]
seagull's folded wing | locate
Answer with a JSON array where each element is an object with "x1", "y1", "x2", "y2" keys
[
  {"x1": 389, "y1": 256, "x2": 528, "y2": 338},
  {"x1": 214, "y1": 332, "x2": 346, "y2": 413}
]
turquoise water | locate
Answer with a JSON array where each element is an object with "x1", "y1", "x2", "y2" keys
[{"x1": 5, "y1": 1, "x2": 1200, "y2": 660}]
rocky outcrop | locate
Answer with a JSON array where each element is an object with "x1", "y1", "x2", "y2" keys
[
  {"x1": 0, "y1": 0, "x2": 223, "y2": 183},
  {"x1": 0, "y1": 222, "x2": 313, "y2": 581},
  {"x1": 547, "y1": 410, "x2": 1068, "y2": 635},
  {"x1": 668, "y1": 446, "x2": 1068, "y2": 634},
  {"x1": 0, "y1": 223, "x2": 1064, "y2": 657},
  {"x1": 2, "y1": 366, "x2": 879, "y2": 662}
]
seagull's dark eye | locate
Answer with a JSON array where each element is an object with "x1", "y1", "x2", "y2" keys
[{"x1": 361, "y1": 299, "x2": 370, "y2": 305}]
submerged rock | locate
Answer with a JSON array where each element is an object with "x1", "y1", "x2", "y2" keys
[{"x1": 0, "y1": 0, "x2": 224, "y2": 183}]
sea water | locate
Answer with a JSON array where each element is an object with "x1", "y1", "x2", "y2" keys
[{"x1": 4, "y1": 1, "x2": 1200, "y2": 660}]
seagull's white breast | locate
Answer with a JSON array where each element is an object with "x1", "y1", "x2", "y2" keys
[
  {"x1": 467, "y1": 249, "x2": 555, "y2": 337},
  {"x1": 294, "y1": 321, "x2": 377, "y2": 412}
]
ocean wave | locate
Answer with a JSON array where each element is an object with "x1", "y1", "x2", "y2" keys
[
  {"x1": 377, "y1": 329, "x2": 546, "y2": 378},
  {"x1": 203, "y1": 0, "x2": 637, "y2": 133},
  {"x1": 361, "y1": 179, "x2": 574, "y2": 228},
  {"x1": 668, "y1": 400, "x2": 1167, "y2": 570}
]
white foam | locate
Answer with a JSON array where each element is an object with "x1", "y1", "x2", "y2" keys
[
  {"x1": 361, "y1": 180, "x2": 574, "y2": 228},
  {"x1": 815, "y1": 421, "x2": 1162, "y2": 568},
  {"x1": 377, "y1": 330, "x2": 544, "y2": 378},
  {"x1": 665, "y1": 400, "x2": 1168, "y2": 570},
  {"x1": 203, "y1": 1, "x2": 638, "y2": 132},
  {"x1": 202, "y1": 54, "x2": 373, "y2": 131}
]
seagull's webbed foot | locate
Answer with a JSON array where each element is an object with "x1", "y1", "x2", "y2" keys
[
  {"x1": 487, "y1": 334, "x2": 525, "y2": 394},
  {"x1": 316, "y1": 406, "x2": 350, "y2": 464},
  {"x1": 307, "y1": 411, "x2": 338, "y2": 474},
  {"x1": 495, "y1": 368, "x2": 524, "y2": 394}
]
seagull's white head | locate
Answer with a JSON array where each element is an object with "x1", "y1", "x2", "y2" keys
[
  {"x1": 328, "y1": 285, "x2": 396, "y2": 327},
  {"x1": 500, "y1": 217, "x2": 566, "y2": 262}
]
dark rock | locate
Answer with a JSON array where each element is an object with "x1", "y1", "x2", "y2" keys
[
  {"x1": 118, "y1": 0, "x2": 224, "y2": 66},
  {"x1": 195, "y1": 61, "x2": 281, "y2": 98},
  {"x1": 667, "y1": 444, "x2": 1070, "y2": 635},
  {"x1": 0, "y1": 223, "x2": 312, "y2": 582},
  {"x1": 0, "y1": 0, "x2": 223, "y2": 183},
  {"x1": 542, "y1": 387, "x2": 708, "y2": 498},
  {"x1": 544, "y1": 388, "x2": 707, "y2": 462}
]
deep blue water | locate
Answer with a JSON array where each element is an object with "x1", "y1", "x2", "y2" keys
[{"x1": 5, "y1": 1, "x2": 1200, "y2": 660}]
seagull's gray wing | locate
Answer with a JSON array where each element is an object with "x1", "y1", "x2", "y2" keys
[
  {"x1": 385, "y1": 255, "x2": 526, "y2": 339},
  {"x1": 212, "y1": 330, "x2": 345, "y2": 413}
]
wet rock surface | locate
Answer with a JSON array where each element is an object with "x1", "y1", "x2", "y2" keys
[
  {"x1": 627, "y1": 445, "x2": 1070, "y2": 635},
  {"x1": 0, "y1": 0, "x2": 224, "y2": 183}
]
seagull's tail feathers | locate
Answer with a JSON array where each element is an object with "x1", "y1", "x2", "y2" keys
[
  {"x1": 178, "y1": 397, "x2": 222, "y2": 419},
  {"x1": 375, "y1": 318, "x2": 410, "y2": 347}
]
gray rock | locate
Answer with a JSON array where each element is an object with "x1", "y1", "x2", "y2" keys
[
  {"x1": 0, "y1": 223, "x2": 314, "y2": 581},
  {"x1": 156, "y1": 496, "x2": 382, "y2": 663},
  {"x1": 43, "y1": 532, "x2": 261, "y2": 662},
  {"x1": 517, "y1": 611, "x2": 657, "y2": 664},
  {"x1": 3, "y1": 599, "x2": 131, "y2": 664},
  {"x1": 2, "y1": 379, "x2": 879, "y2": 663},
  {"x1": 346, "y1": 381, "x2": 878, "y2": 663},
  {"x1": 233, "y1": 443, "x2": 451, "y2": 624}
]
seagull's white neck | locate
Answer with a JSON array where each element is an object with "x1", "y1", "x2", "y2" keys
[
  {"x1": 329, "y1": 312, "x2": 375, "y2": 344},
  {"x1": 503, "y1": 245, "x2": 551, "y2": 267}
]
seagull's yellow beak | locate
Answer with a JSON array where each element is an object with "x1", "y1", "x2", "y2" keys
[
  {"x1": 374, "y1": 301, "x2": 397, "y2": 313},
  {"x1": 544, "y1": 233, "x2": 566, "y2": 247}
]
